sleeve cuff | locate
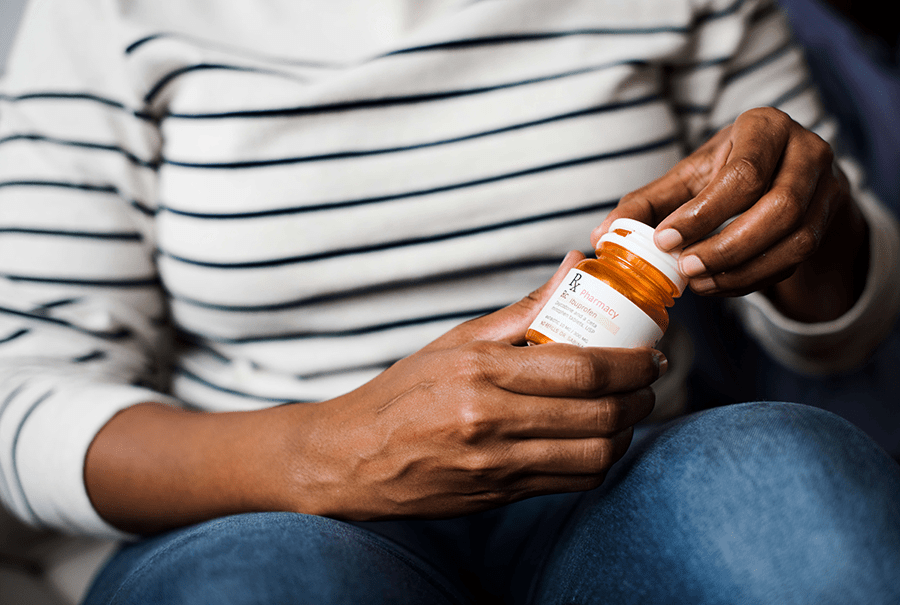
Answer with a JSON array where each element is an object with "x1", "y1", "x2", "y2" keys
[
  {"x1": 16, "y1": 381, "x2": 180, "y2": 539},
  {"x1": 731, "y1": 189, "x2": 900, "y2": 375}
]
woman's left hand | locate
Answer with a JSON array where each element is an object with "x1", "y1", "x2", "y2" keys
[{"x1": 594, "y1": 107, "x2": 868, "y2": 320}]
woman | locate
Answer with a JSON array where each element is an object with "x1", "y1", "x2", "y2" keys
[{"x1": 1, "y1": 0, "x2": 898, "y2": 602}]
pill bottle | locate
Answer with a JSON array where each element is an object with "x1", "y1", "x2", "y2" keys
[{"x1": 526, "y1": 218, "x2": 687, "y2": 349}]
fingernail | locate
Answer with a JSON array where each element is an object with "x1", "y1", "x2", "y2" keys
[
  {"x1": 679, "y1": 254, "x2": 707, "y2": 277},
  {"x1": 655, "y1": 352, "x2": 669, "y2": 376},
  {"x1": 691, "y1": 277, "x2": 716, "y2": 293},
  {"x1": 655, "y1": 228, "x2": 682, "y2": 251}
]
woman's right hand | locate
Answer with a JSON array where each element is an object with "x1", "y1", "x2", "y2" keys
[
  {"x1": 86, "y1": 252, "x2": 665, "y2": 533},
  {"x1": 272, "y1": 252, "x2": 665, "y2": 520}
]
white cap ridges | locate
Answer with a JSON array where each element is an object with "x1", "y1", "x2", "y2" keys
[{"x1": 597, "y1": 218, "x2": 688, "y2": 294}]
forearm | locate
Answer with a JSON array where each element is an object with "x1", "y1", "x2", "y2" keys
[
  {"x1": 80, "y1": 261, "x2": 666, "y2": 535},
  {"x1": 84, "y1": 402, "x2": 297, "y2": 535}
]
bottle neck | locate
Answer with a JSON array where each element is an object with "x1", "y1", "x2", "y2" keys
[{"x1": 596, "y1": 242, "x2": 681, "y2": 308}]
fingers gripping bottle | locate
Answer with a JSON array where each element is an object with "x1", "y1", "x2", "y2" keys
[{"x1": 526, "y1": 219, "x2": 688, "y2": 349}]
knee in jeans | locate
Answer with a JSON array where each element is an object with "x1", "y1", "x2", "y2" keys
[
  {"x1": 661, "y1": 402, "x2": 884, "y2": 478},
  {"x1": 629, "y1": 402, "x2": 900, "y2": 527},
  {"x1": 641, "y1": 402, "x2": 900, "y2": 537},
  {"x1": 536, "y1": 403, "x2": 900, "y2": 603}
]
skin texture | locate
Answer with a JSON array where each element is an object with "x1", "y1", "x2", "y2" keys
[
  {"x1": 85, "y1": 251, "x2": 665, "y2": 534},
  {"x1": 594, "y1": 107, "x2": 869, "y2": 322},
  {"x1": 85, "y1": 108, "x2": 868, "y2": 534}
]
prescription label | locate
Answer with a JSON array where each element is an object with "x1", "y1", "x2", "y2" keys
[{"x1": 528, "y1": 269, "x2": 663, "y2": 348}]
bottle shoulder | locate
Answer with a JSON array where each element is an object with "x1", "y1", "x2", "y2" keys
[
  {"x1": 572, "y1": 257, "x2": 670, "y2": 331},
  {"x1": 574, "y1": 258, "x2": 611, "y2": 277},
  {"x1": 575, "y1": 258, "x2": 633, "y2": 293}
]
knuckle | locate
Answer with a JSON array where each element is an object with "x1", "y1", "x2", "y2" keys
[
  {"x1": 562, "y1": 351, "x2": 606, "y2": 394},
  {"x1": 730, "y1": 156, "x2": 767, "y2": 192},
  {"x1": 596, "y1": 397, "x2": 624, "y2": 431},
  {"x1": 768, "y1": 189, "x2": 806, "y2": 227},
  {"x1": 768, "y1": 108, "x2": 793, "y2": 131},
  {"x1": 703, "y1": 231, "x2": 740, "y2": 270},
  {"x1": 751, "y1": 106, "x2": 792, "y2": 132},
  {"x1": 453, "y1": 401, "x2": 492, "y2": 444},
  {"x1": 616, "y1": 191, "x2": 657, "y2": 224},
  {"x1": 467, "y1": 338, "x2": 501, "y2": 360},
  {"x1": 674, "y1": 159, "x2": 710, "y2": 196},
  {"x1": 618, "y1": 190, "x2": 641, "y2": 207},
  {"x1": 460, "y1": 449, "x2": 499, "y2": 477},
  {"x1": 520, "y1": 288, "x2": 545, "y2": 314},
  {"x1": 454, "y1": 340, "x2": 499, "y2": 383},
  {"x1": 587, "y1": 439, "x2": 614, "y2": 473},
  {"x1": 808, "y1": 132, "x2": 834, "y2": 165},
  {"x1": 571, "y1": 354, "x2": 602, "y2": 393}
]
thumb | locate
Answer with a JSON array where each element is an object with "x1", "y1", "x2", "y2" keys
[
  {"x1": 447, "y1": 250, "x2": 585, "y2": 345},
  {"x1": 589, "y1": 129, "x2": 733, "y2": 248}
]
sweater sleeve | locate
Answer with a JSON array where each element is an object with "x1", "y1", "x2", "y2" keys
[
  {"x1": 0, "y1": 0, "x2": 178, "y2": 537},
  {"x1": 668, "y1": 0, "x2": 900, "y2": 373}
]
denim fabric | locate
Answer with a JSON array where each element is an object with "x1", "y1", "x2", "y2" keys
[
  {"x1": 82, "y1": 512, "x2": 469, "y2": 605},
  {"x1": 83, "y1": 402, "x2": 900, "y2": 605},
  {"x1": 533, "y1": 402, "x2": 900, "y2": 604}
]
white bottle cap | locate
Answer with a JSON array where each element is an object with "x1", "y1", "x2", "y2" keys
[{"x1": 597, "y1": 218, "x2": 688, "y2": 294}]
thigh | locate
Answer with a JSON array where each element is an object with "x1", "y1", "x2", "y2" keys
[
  {"x1": 82, "y1": 512, "x2": 470, "y2": 605},
  {"x1": 533, "y1": 402, "x2": 900, "y2": 605},
  {"x1": 356, "y1": 491, "x2": 583, "y2": 604}
]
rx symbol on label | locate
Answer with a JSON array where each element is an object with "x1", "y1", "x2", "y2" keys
[{"x1": 568, "y1": 272, "x2": 582, "y2": 293}]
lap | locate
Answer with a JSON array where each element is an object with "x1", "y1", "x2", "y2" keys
[
  {"x1": 535, "y1": 402, "x2": 900, "y2": 604},
  {"x1": 82, "y1": 512, "x2": 470, "y2": 605},
  {"x1": 83, "y1": 403, "x2": 900, "y2": 605}
]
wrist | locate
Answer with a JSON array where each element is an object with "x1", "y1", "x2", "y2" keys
[
  {"x1": 255, "y1": 400, "x2": 359, "y2": 519},
  {"x1": 766, "y1": 196, "x2": 869, "y2": 323}
]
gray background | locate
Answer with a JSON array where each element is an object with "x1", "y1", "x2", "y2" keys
[{"x1": 1, "y1": 0, "x2": 29, "y2": 74}]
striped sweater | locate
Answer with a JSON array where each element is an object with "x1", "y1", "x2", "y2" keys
[{"x1": 1, "y1": 0, "x2": 898, "y2": 537}]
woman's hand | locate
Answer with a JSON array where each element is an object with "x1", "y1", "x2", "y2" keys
[
  {"x1": 274, "y1": 251, "x2": 666, "y2": 520},
  {"x1": 87, "y1": 252, "x2": 666, "y2": 533},
  {"x1": 594, "y1": 107, "x2": 868, "y2": 322}
]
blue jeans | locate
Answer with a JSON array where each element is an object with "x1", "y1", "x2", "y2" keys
[{"x1": 83, "y1": 402, "x2": 900, "y2": 605}]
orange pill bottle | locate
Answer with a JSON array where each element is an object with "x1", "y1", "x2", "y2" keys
[{"x1": 526, "y1": 218, "x2": 687, "y2": 349}]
